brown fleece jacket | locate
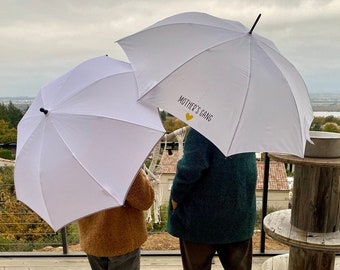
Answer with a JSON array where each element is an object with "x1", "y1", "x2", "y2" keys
[{"x1": 77, "y1": 170, "x2": 154, "y2": 257}]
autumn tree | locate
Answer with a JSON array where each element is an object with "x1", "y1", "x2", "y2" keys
[
  {"x1": 0, "y1": 166, "x2": 55, "y2": 246},
  {"x1": 0, "y1": 102, "x2": 24, "y2": 128},
  {"x1": 323, "y1": 123, "x2": 339, "y2": 133},
  {"x1": 0, "y1": 102, "x2": 22, "y2": 159},
  {"x1": 0, "y1": 120, "x2": 17, "y2": 143},
  {"x1": 310, "y1": 117, "x2": 324, "y2": 131}
]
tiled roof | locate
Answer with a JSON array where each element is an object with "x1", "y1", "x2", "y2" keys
[
  {"x1": 256, "y1": 161, "x2": 289, "y2": 191},
  {"x1": 159, "y1": 150, "x2": 289, "y2": 191},
  {"x1": 160, "y1": 150, "x2": 180, "y2": 174}
]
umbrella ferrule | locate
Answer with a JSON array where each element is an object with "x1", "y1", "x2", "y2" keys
[
  {"x1": 40, "y1": 108, "x2": 49, "y2": 115},
  {"x1": 249, "y1": 14, "x2": 261, "y2": 34}
]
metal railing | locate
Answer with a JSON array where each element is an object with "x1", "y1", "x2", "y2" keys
[{"x1": 0, "y1": 153, "x2": 284, "y2": 255}]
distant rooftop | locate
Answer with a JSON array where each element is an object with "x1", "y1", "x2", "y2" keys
[
  {"x1": 256, "y1": 161, "x2": 289, "y2": 191},
  {"x1": 159, "y1": 150, "x2": 289, "y2": 191}
]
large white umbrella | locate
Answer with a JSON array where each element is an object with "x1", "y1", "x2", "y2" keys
[
  {"x1": 14, "y1": 55, "x2": 165, "y2": 231},
  {"x1": 117, "y1": 12, "x2": 313, "y2": 157}
]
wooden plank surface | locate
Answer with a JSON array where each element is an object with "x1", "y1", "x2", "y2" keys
[
  {"x1": 269, "y1": 153, "x2": 340, "y2": 167},
  {"x1": 262, "y1": 254, "x2": 340, "y2": 270},
  {"x1": 264, "y1": 210, "x2": 340, "y2": 252},
  {"x1": 0, "y1": 256, "x2": 268, "y2": 270},
  {"x1": 291, "y1": 165, "x2": 340, "y2": 232}
]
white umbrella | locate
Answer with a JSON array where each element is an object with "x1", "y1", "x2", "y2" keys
[
  {"x1": 117, "y1": 12, "x2": 313, "y2": 157},
  {"x1": 14, "y1": 55, "x2": 165, "y2": 231}
]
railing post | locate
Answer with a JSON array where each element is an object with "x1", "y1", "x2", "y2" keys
[
  {"x1": 260, "y1": 152, "x2": 270, "y2": 253},
  {"x1": 61, "y1": 227, "x2": 68, "y2": 254}
]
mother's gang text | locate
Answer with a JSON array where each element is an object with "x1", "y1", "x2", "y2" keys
[{"x1": 178, "y1": 95, "x2": 213, "y2": 122}]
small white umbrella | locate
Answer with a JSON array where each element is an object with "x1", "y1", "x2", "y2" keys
[
  {"x1": 117, "y1": 12, "x2": 313, "y2": 157},
  {"x1": 14, "y1": 55, "x2": 165, "y2": 231}
]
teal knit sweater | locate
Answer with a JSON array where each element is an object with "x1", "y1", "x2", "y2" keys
[{"x1": 167, "y1": 129, "x2": 257, "y2": 244}]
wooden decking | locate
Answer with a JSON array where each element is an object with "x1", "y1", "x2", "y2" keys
[{"x1": 0, "y1": 255, "x2": 271, "y2": 269}]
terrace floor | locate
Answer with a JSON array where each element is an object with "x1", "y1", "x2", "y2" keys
[
  {"x1": 2, "y1": 252, "x2": 340, "y2": 269},
  {"x1": 0, "y1": 255, "x2": 269, "y2": 270}
]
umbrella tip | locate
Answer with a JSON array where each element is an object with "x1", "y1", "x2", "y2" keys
[
  {"x1": 40, "y1": 107, "x2": 49, "y2": 115},
  {"x1": 249, "y1": 13, "x2": 261, "y2": 34}
]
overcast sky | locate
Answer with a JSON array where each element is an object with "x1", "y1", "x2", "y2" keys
[{"x1": 1, "y1": 0, "x2": 339, "y2": 97}]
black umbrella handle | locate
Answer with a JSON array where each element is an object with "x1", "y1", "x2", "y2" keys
[
  {"x1": 40, "y1": 107, "x2": 49, "y2": 115},
  {"x1": 249, "y1": 14, "x2": 261, "y2": 34}
]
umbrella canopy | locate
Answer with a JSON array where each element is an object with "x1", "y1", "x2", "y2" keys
[
  {"x1": 14, "y1": 55, "x2": 165, "y2": 231},
  {"x1": 117, "y1": 12, "x2": 313, "y2": 157}
]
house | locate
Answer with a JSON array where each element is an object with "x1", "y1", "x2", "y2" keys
[
  {"x1": 157, "y1": 150, "x2": 290, "y2": 210},
  {"x1": 256, "y1": 160, "x2": 290, "y2": 209}
]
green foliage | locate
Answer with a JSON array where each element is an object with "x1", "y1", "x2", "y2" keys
[
  {"x1": 159, "y1": 110, "x2": 167, "y2": 121},
  {"x1": 64, "y1": 222, "x2": 80, "y2": 245},
  {"x1": 0, "y1": 149, "x2": 13, "y2": 160},
  {"x1": 286, "y1": 170, "x2": 294, "y2": 177},
  {"x1": 146, "y1": 205, "x2": 282, "y2": 233},
  {"x1": 325, "y1": 115, "x2": 337, "y2": 124},
  {"x1": 0, "y1": 119, "x2": 17, "y2": 143},
  {"x1": 323, "y1": 123, "x2": 339, "y2": 133},
  {"x1": 162, "y1": 116, "x2": 187, "y2": 133},
  {"x1": 310, "y1": 115, "x2": 340, "y2": 133},
  {"x1": 310, "y1": 117, "x2": 324, "y2": 131},
  {"x1": 0, "y1": 101, "x2": 24, "y2": 147},
  {"x1": 0, "y1": 117, "x2": 16, "y2": 161},
  {"x1": 0, "y1": 102, "x2": 24, "y2": 129},
  {"x1": 147, "y1": 205, "x2": 168, "y2": 233},
  {"x1": 0, "y1": 103, "x2": 10, "y2": 124},
  {"x1": 0, "y1": 166, "x2": 78, "y2": 251},
  {"x1": 6, "y1": 101, "x2": 24, "y2": 128}
]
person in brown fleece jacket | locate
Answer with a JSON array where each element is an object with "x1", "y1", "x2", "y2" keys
[{"x1": 77, "y1": 170, "x2": 154, "y2": 270}]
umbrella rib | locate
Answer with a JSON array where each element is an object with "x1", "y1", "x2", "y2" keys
[
  {"x1": 59, "y1": 71, "x2": 131, "y2": 104},
  {"x1": 226, "y1": 36, "x2": 253, "y2": 155},
  {"x1": 40, "y1": 66, "x2": 74, "y2": 107},
  {"x1": 47, "y1": 118, "x2": 121, "y2": 203},
  {"x1": 255, "y1": 39, "x2": 306, "y2": 143},
  {"x1": 53, "y1": 112, "x2": 164, "y2": 133},
  {"x1": 226, "y1": 37, "x2": 309, "y2": 155},
  {"x1": 257, "y1": 39, "x2": 302, "y2": 107},
  {"x1": 37, "y1": 119, "x2": 56, "y2": 226},
  {"x1": 48, "y1": 62, "x2": 131, "y2": 109},
  {"x1": 49, "y1": 114, "x2": 162, "y2": 201},
  {"x1": 54, "y1": 74, "x2": 116, "y2": 108}
]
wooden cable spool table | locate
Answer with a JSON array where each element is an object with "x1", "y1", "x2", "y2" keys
[{"x1": 263, "y1": 153, "x2": 340, "y2": 269}]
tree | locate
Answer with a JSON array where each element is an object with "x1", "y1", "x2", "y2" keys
[
  {"x1": 310, "y1": 117, "x2": 324, "y2": 131},
  {"x1": 0, "y1": 101, "x2": 24, "y2": 129},
  {"x1": 0, "y1": 166, "x2": 54, "y2": 243},
  {"x1": 7, "y1": 101, "x2": 24, "y2": 128},
  {"x1": 0, "y1": 120, "x2": 16, "y2": 143},
  {"x1": 323, "y1": 123, "x2": 339, "y2": 133},
  {"x1": 325, "y1": 115, "x2": 336, "y2": 124},
  {"x1": 0, "y1": 166, "x2": 79, "y2": 251},
  {"x1": 159, "y1": 110, "x2": 167, "y2": 122},
  {"x1": 0, "y1": 103, "x2": 10, "y2": 124}
]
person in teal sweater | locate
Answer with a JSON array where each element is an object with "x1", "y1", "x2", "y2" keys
[{"x1": 167, "y1": 128, "x2": 257, "y2": 270}]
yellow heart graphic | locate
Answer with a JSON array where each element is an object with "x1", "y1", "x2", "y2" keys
[{"x1": 186, "y1": 113, "x2": 194, "y2": 121}]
